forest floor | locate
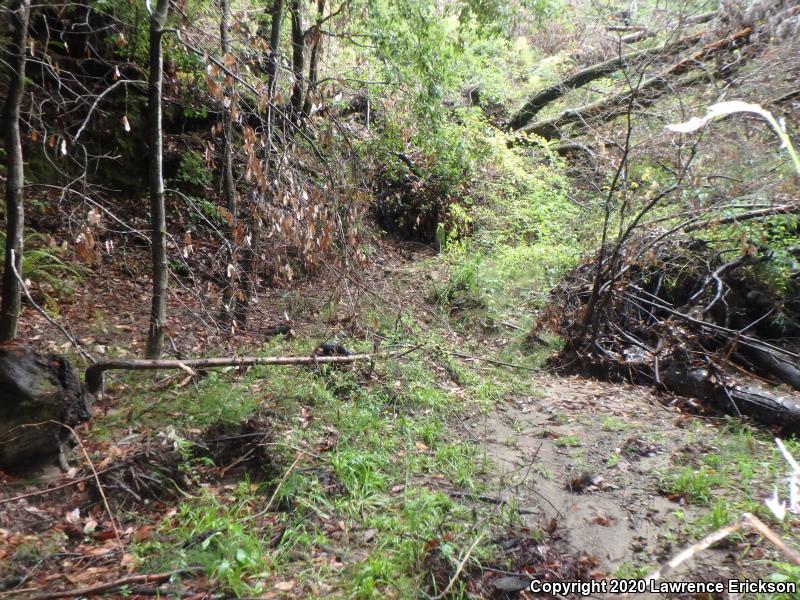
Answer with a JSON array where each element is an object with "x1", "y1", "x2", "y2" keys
[{"x1": 1, "y1": 238, "x2": 798, "y2": 599}]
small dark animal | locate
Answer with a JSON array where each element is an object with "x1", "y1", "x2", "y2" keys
[{"x1": 316, "y1": 342, "x2": 353, "y2": 356}]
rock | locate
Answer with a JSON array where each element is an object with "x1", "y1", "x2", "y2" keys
[{"x1": 492, "y1": 575, "x2": 532, "y2": 592}]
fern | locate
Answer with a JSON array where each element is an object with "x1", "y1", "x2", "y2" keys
[{"x1": 0, "y1": 232, "x2": 85, "y2": 301}]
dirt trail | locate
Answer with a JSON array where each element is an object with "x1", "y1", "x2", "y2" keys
[{"x1": 468, "y1": 374, "x2": 744, "y2": 596}]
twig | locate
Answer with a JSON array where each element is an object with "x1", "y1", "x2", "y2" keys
[
  {"x1": 1, "y1": 472, "x2": 98, "y2": 504},
  {"x1": 645, "y1": 519, "x2": 744, "y2": 583},
  {"x1": 645, "y1": 512, "x2": 800, "y2": 584},
  {"x1": 60, "y1": 423, "x2": 122, "y2": 548},
  {"x1": 744, "y1": 513, "x2": 800, "y2": 566},
  {"x1": 447, "y1": 351, "x2": 537, "y2": 372},
  {"x1": 73, "y1": 79, "x2": 145, "y2": 140},
  {"x1": 23, "y1": 568, "x2": 201, "y2": 600},
  {"x1": 84, "y1": 353, "x2": 375, "y2": 397},
  {"x1": 684, "y1": 204, "x2": 800, "y2": 232},
  {"x1": 428, "y1": 530, "x2": 486, "y2": 600},
  {"x1": 448, "y1": 491, "x2": 539, "y2": 515},
  {"x1": 249, "y1": 454, "x2": 304, "y2": 520},
  {"x1": 0, "y1": 452, "x2": 147, "y2": 505}
]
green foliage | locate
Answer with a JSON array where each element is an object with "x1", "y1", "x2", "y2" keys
[
  {"x1": 432, "y1": 248, "x2": 485, "y2": 308},
  {"x1": 0, "y1": 232, "x2": 84, "y2": 305},
  {"x1": 658, "y1": 421, "x2": 800, "y2": 544},
  {"x1": 762, "y1": 562, "x2": 800, "y2": 600},
  {"x1": 135, "y1": 488, "x2": 271, "y2": 597},
  {"x1": 175, "y1": 151, "x2": 212, "y2": 189}
]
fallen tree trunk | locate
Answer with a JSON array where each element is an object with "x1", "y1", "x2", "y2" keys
[
  {"x1": 508, "y1": 32, "x2": 704, "y2": 130},
  {"x1": 0, "y1": 341, "x2": 88, "y2": 469},
  {"x1": 736, "y1": 342, "x2": 800, "y2": 392},
  {"x1": 685, "y1": 10, "x2": 718, "y2": 25},
  {"x1": 661, "y1": 362, "x2": 800, "y2": 428},
  {"x1": 618, "y1": 29, "x2": 653, "y2": 44},
  {"x1": 517, "y1": 27, "x2": 752, "y2": 140}
]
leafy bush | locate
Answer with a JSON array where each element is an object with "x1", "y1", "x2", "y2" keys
[{"x1": 175, "y1": 150, "x2": 212, "y2": 189}]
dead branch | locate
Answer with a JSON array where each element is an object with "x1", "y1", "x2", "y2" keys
[
  {"x1": 684, "y1": 203, "x2": 800, "y2": 232},
  {"x1": 645, "y1": 513, "x2": 800, "y2": 585},
  {"x1": 84, "y1": 353, "x2": 374, "y2": 397},
  {"x1": 685, "y1": 10, "x2": 718, "y2": 25},
  {"x1": 606, "y1": 24, "x2": 647, "y2": 32},
  {"x1": 508, "y1": 32, "x2": 703, "y2": 130},
  {"x1": 517, "y1": 27, "x2": 752, "y2": 140},
  {"x1": 26, "y1": 569, "x2": 202, "y2": 600},
  {"x1": 618, "y1": 29, "x2": 653, "y2": 44}
]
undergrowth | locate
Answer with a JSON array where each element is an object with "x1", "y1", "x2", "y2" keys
[{"x1": 119, "y1": 331, "x2": 513, "y2": 598}]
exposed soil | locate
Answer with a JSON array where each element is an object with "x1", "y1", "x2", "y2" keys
[{"x1": 467, "y1": 374, "x2": 774, "y2": 598}]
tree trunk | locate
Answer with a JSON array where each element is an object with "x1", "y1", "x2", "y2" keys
[
  {"x1": 265, "y1": 0, "x2": 284, "y2": 98},
  {"x1": 0, "y1": 341, "x2": 88, "y2": 469},
  {"x1": 219, "y1": 0, "x2": 238, "y2": 323},
  {"x1": 234, "y1": 213, "x2": 259, "y2": 326},
  {"x1": 302, "y1": 0, "x2": 325, "y2": 116},
  {"x1": 0, "y1": 0, "x2": 31, "y2": 342},
  {"x1": 517, "y1": 27, "x2": 751, "y2": 141},
  {"x1": 507, "y1": 32, "x2": 703, "y2": 130},
  {"x1": 660, "y1": 361, "x2": 800, "y2": 430},
  {"x1": 220, "y1": 0, "x2": 236, "y2": 216},
  {"x1": 146, "y1": 0, "x2": 171, "y2": 359},
  {"x1": 289, "y1": 0, "x2": 306, "y2": 113}
]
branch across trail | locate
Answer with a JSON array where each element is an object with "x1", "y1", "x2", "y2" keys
[
  {"x1": 516, "y1": 27, "x2": 751, "y2": 141},
  {"x1": 84, "y1": 353, "x2": 374, "y2": 396}
]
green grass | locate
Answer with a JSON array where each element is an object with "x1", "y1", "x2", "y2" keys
[
  {"x1": 658, "y1": 420, "x2": 800, "y2": 541},
  {"x1": 601, "y1": 416, "x2": 632, "y2": 431},
  {"x1": 135, "y1": 485, "x2": 273, "y2": 597},
  {"x1": 554, "y1": 434, "x2": 581, "y2": 448},
  {"x1": 114, "y1": 332, "x2": 506, "y2": 598},
  {"x1": 613, "y1": 562, "x2": 653, "y2": 579}
]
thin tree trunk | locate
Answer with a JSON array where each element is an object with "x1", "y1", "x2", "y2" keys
[
  {"x1": 289, "y1": 0, "x2": 305, "y2": 113},
  {"x1": 265, "y1": 0, "x2": 284, "y2": 97},
  {"x1": 234, "y1": 215, "x2": 259, "y2": 326},
  {"x1": 0, "y1": 0, "x2": 31, "y2": 342},
  {"x1": 220, "y1": 0, "x2": 236, "y2": 215},
  {"x1": 145, "y1": 0, "x2": 171, "y2": 359},
  {"x1": 302, "y1": 0, "x2": 325, "y2": 116},
  {"x1": 219, "y1": 0, "x2": 238, "y2": 322}
]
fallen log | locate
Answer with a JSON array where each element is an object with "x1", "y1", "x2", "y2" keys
[
  {"x1": 736, "y1": 342, "x2": 800, "y2": 392},
  {"x1": 517, "y1": 27, "x2": 751, "y2": 140},
  {"x1": 508, "y1": 32, "x2": 703, "y2": 130},
  {"x1": 618, "y1": 29, "x2": 653, "y2": 44},
  {"x1": 661, "y1": 361, "x2": 800, "y2": 428},
  {"x1": 547, "y1": 232, "x2": 800, "y2": 431},
  {"x1": 685, "y1": 10, "x2": 718, "y2": 25},
  {"x1": 0, "y1": 341, "x2": 89, "y2": 469}
]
